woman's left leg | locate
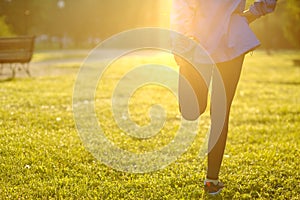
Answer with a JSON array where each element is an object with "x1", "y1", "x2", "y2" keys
[{"x1": 207, "y1": 54, "x2": 245, "y2": 180}]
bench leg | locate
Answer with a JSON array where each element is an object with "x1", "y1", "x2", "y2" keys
[
  {"x1": 10, "y1": 64, "x2": 16, "y2": 78},
  {"x1": 3, "y1": 63, "x2": 31, "y2": 78},
  {"x1": 24, "y1": 63, "x2": 31, "y2": 77}
]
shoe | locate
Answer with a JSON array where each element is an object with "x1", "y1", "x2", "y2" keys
[{"x1": 204, "y1": 180, "x2": 224, "y2": 195}]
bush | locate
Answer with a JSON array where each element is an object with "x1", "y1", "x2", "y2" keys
[{"x1": 0, "y1": 16, "x2": 14, "y2": 37}]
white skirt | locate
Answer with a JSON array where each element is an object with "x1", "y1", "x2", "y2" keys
[{"x1": 171, "y1": 0, "x2": 260, "y2": 63}]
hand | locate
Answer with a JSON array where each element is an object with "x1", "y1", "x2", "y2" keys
[
  {"x1": 242, "y1": 9, "x2": 258, "y2": 24},
  {"x1": 172, "y1": 36, "x2": 198, "y2": 66},
  {"x1": 172, "y1": 36, "x2": 198, "y2": 54},
  {"x1": 250, "y1": 0, "x2": 277, "y2": 17},
  {"x1": 174, "y1": 54, "x2": 188, "y2": 67}
]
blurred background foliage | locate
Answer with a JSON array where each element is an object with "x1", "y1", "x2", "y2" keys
[{"x1": 0, "y1": 0, "x2": 299, "y2": 49}]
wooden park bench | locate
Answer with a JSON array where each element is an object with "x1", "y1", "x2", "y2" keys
[{"x1": 0, "y1": 36, "x2": 35, "y2": 78}]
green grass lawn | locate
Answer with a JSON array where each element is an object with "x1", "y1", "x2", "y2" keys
[{"x1": 0, "y1": 50, "x2": 299, "y2": 199}]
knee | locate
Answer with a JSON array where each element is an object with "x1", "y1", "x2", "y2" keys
[
  {"x1": 199, "y1": 102, "x2": 207, "y2": 115},
  {"x1": 180, "y1": 102, "x2": 207, "y2": 121},
  {"x1": 181, "y1": 111, "x2": 200, "y2": 121}
]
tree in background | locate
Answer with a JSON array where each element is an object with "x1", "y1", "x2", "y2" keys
[
  {"x1": 0, "y1": 16, "x2": 14, "y2": 36},
  {"x1": 282, "y1": 0, "x2": 300, "y2": 48},
  {"x1": 0, "y1": 0, "x2": 299, "y2": 49}
]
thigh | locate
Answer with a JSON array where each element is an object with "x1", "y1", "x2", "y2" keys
[
  {"x1": 178, "y1": 58, "x2": 213, "y2": 120},
  {"x1": 211, "y1": 54, "x2": 245, "y2": 111}
]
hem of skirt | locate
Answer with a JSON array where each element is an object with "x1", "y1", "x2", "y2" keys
[{"x1": 213, "y1": 43, "x2": 261, "y2": 64}]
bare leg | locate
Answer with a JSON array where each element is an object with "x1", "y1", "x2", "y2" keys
[
  {"x1": 178, "y1": 58, "x2": 213, "y2": 120},
  {"x1": 207, "y1": 54, "x2": 245, "y2": 179}
]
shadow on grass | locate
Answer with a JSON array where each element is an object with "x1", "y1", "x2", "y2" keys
[
  {"x1": 203, "y1": 193, "x2": 224, "y2": 200},
  {"x1": 253, "y1": 80, "x2": 300, "y2": 86},
  {"x1": 277, "y1": 81, "x2": 300, "y2": 86},
  {"x1": 0, "y1": 76, "x2": 14, "y2": 82}
]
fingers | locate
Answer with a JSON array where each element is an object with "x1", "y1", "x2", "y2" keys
[
  {"x1": 174, "y1": 54, "x2": 189, "y2": 67},
  {"x1": 250, "y1": 0, "x2": 277, "y2": 17}
]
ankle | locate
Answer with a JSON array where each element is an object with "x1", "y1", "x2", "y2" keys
[
  {"x1": 206, "y1": 176, "x2": 219, "y2": 180},
  {"x1": 205, "y1": 178, "x2": 220, "y2": 185}
]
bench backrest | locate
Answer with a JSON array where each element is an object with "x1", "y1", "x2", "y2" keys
[{"x1": 0, "y1": 36, "x2": 35, "y2": 64}]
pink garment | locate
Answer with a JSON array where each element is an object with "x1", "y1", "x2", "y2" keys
[{"x1": 171, "y1": 0, "x2": 260, "y2": 63}]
